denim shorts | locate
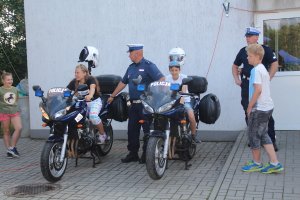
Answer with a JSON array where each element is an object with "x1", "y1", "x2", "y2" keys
[{"x1": 247, "y1": 109, "x2": 273, "y2": 149}]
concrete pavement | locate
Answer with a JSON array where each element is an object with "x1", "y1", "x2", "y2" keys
[{"x1": 0, "y1": 131, "x2": 299, "y2": 200}]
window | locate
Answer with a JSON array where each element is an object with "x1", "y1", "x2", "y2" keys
[{"x1": 263, "y1": 17, "x2": 300, "y2": 71}]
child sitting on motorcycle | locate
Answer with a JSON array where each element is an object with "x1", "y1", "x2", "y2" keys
[
  {"x1": 67, "y1": 64, "x2": 107, "y2": 144},
  {"x1": 165, "y1": 48, "x2": 200, "y2": 143}
]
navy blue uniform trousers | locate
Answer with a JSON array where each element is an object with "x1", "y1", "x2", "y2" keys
[
  {"x1": 241, "y1": 79, "x2": 276, "y2": 143},
  {"x1": 127, "y1": 103, "x2": 150, "y2": 153}
]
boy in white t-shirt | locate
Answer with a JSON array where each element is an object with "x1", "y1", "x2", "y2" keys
[
  {"x1": 165, "y1": 61, "x2": 199, "y2": 143},
  {"x1": 242, "y1": 44, "x2": 283, "y2": 174}
]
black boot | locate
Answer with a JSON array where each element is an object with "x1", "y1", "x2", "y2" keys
[
  {"x1": 121, "y1": 152, "x2": 139, "y2": 163},
  {"x1": 139, "y1": 152, "x2": 146, "y2": 164}
]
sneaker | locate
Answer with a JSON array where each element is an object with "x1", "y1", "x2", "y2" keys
[
  {"x1": 97, "y1": 134, "x2": 108, "y2": 144},
  {"x1": 242, "y1": 160, "x2": 263, "y2": 172},
  {"x1": 6, "y1": 152, "x2": 13, "y2": 159},
  {"x1": 260, "y1": 162, "x2": 284, "y2": 174},
  {"x1": 7, "y1": 147, "x2": 20, "y2": 158}
]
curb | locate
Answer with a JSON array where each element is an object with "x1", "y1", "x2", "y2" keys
[{"x1": 208, "y1": 130, "x2": 245, "y2": 200}]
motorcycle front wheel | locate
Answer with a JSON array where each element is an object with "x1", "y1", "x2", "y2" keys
[
  {"x1": 146, "y1": 137, "x2": 167, "y2": 180},
  {"x1": 40, "y1": 142, "x2": 68, "y2": 183}
]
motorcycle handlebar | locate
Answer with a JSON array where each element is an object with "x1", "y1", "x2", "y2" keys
[{"x1": 178, "y1": 91, "x2": 198, "y2": 97}]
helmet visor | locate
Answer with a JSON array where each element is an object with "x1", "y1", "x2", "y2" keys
[{"x1": 169, "y1": 55, "x2": 184, "y2": 62}]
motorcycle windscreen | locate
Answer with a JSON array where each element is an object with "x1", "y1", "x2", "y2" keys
[
  {"x1": 143, "y1": 81, "x2": 179, "y2": 112},
  {"x1": 45, "y1": 87, "x2": 72, "y2": 119}
]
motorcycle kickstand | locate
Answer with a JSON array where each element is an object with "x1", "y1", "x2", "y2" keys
[
  {"x1": 185, "y1": 160, "x2": 192, "y2": 170},
  {"x1": 75, "y1": 157, "x2": 78, "y2": 167},
  {"x1": 91, "y1": 152, "x2": 96, "y2": 168},
  {"x1": 91, "y1": 150, "x2": 101, "y2": 168}
]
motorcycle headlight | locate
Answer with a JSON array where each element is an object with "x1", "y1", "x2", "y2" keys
[
  {"x1": 40, "y1": 107, "x2": 49, "y2": 120},
  {"x1": 54, "y1": 106, "x2": 71, "y2": 119},
  {"x1": 142, "y1": 101, "x2": 154, "y2": 113},
  {"x1": 157, "y1": 100, "x2": 176, "y2": 113}
]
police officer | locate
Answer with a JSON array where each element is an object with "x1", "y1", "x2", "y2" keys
[
  {"x1": 108, "y1": 44, "x2": 164, "y2": 163},
  {"x1": 232, "y1": 27, "x2": 279, "y2": 151}
]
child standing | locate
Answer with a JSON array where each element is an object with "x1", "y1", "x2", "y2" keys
[
  {"x1": 242, "y1": 44, "x2": 283, "y2": 173},
  {"x1": 0, "y1": 71, "x2": 22, "y2": 158}
]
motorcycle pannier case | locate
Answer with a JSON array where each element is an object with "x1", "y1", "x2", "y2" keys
[
  {"x1": 199, "y1": 93, "x2": 221, "y2": 124},
  {"x1": 187, "y1": 76, "x2": 207, "y2": 94},
  {"x1": 106, "y1": 92, "x2": 129, "y2": 122},
  {"x1": 96, "y1": 75, "x2": 121, "y2": 94}
]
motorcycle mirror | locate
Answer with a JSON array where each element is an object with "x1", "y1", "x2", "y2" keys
[
  {"x1": 63, "y1": 90, "x2": 72, "y2": 97},
  {"x1": 170, "y1": 83, "x2": 180, "y2": 91},
  {"x1": 34, "y1": 88, "x2": 44, "y2": 97},
  {"x1": 32, "y1": 85, "x2": 41, "y2": 91},
  {"x1": 137, "y1": 84, "x2": 145, "y2": 91}
]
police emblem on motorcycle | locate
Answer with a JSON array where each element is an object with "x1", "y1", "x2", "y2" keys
[
  {"x1": 4, "y1": 92, "x2": 16, "y2": 105},
  {"x1": 150, "y1": 81, "x2": 171, "y2": 87}
]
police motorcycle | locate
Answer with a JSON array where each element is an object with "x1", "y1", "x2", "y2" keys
[
  {"x1": 32, "y1": 46, "x2": 128, "y2": 183},
  {"x1": 135, "y1": 75, "x2": 208, "y2": 180}
]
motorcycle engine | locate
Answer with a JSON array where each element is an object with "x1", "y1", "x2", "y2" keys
[
  {"x1": 77, "y1": 132, "x2": 93, "y2": 155},
  {"x1": 178, "y1": 134, "x2": 194, "y2": 160}
]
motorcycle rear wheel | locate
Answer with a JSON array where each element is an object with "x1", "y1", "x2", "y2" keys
[
  {"x1": 40, "y1": 142, "x2": 68, "y2": 183},
  {"x1": 186, "y1": 125, "x2": 196, "y2": 159},
  {"x1": 146, "y1": 137, "x2": 167, "y2": 180},
  {"x1": 98, "y1": 124, "x2": 113, "y2": 156}
]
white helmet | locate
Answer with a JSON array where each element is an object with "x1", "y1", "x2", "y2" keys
[
  {"x1": 169, "y1": 47, "x2": 186, "y2": 66},
  {"x1": 78, "y1": 46, "x2": 99, "y2": 68}
]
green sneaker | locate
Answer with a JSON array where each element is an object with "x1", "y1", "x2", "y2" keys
[
  {"x1": 242, "y1": 160, "x2": 263, "y2": 172},
  {"x1": 260, "y1": 162, "x2": 284, "y2": 174}
]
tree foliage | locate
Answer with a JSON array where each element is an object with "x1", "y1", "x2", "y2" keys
[{"x1": 0, "y1": 0, "x2": 27, "y2": 86}]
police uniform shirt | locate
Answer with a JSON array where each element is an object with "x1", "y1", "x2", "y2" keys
[
  {"x1": 122, "y1": 58, "x2": 164, "y2": 100},
  {"x1": 234, "y1": 45, "x2": 277, "y2": 78}
]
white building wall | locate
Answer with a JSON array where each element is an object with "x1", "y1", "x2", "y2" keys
[
  {"x1": 255, "y1": 0, "x2": 300, "y2": 10},
  {"x1": 24, "y1": 0, "x2": 255, "y2": 135}
]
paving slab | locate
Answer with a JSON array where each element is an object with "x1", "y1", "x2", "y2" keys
[{"x1": 0, "y1": 138, "x2": 233, "y2": 200}]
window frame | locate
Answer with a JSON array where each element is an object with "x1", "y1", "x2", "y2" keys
[{"x1": 255, "y1": 10, "x2": 300, "y2": 76}]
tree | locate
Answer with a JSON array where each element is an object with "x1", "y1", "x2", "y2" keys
[{"x1": 0, "y1": 0, "x2": 27, "y2": 86}]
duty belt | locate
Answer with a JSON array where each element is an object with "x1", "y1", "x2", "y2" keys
[{"x1": 131, "y1": 100, "x2": 142, "y2": 103}]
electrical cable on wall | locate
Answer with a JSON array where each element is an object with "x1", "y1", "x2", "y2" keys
[
  {"x1": 205, "y1": 4, "x2": 299, "y2": 78},
  {"x1": 0, "y1": 43, "x2": 21, "y2": 82}
]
